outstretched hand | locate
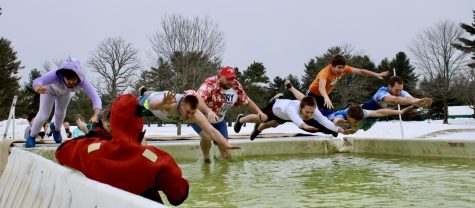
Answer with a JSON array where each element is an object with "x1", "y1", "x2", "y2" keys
[
  {"x1": 89, "y1": 114, "x2": 99, "y2": 123},
  {"x1": 335, "y1": 119, "x2": 345, "y2": 127},
  {"x1": 421, "y1": 97, "x2": 433, "y2": 107},
  {"x1": 34, "y1": 85, "x2": 48, "y2": 94},
  {"x1": 341, "y1": 129, "x2": 356, "y2": 135},
  {"x1": 377, "y1": 71, "x2": 390, "y2": 79},
  {"x1": 163, "y1": 91, "x2": 176, "y2": 105},
  {"x1": 323, "y1": 97, "x2": 334, "y2": 109},
  {"x1": 207, "y1": 111, "x2": 219, "y2": 123},
  {"x1": 413, "y1": 98, "x2": 433, "y2": 107}
]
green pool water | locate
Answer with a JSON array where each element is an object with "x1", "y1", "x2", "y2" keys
[{"x1": 171, "y1": 153, "x2": 475, "y2": 207}]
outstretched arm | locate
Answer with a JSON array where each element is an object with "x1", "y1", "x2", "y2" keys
[
  {"x1": 82, "y1": 80, "x2": 102, "y2": 123},
  {"x1": 195, "y1": 95, "x2": 219, "y2": 123},
  {"x1": 318, "y1": 79, "x2": 334, "y2": 109},
  {"x1": 352, "y1": 68, "x2": 389, "y2": 79},
  {"x1": 367, "y1": 106, "x2": 414, "y2": 118},
  {"x1": 382, "y1": 95, "x2": 421, "y2": 106},
  {"x1": 191, "y1": 111, "x2": 240, "y2": 154},
  {"x1": 32, "y1": 70, "x2": 57, "y2": 94},
  {"x1": 245, "y1": 99, "x2": 268, "y2": 122}
]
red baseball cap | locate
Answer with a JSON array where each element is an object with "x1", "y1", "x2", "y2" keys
[{"x1": 219, "y1": 66, "x2": 236, "y2": 79}]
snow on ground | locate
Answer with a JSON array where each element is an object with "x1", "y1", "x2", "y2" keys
[
  {"x1": 448, "y1": 105, "x2": 474, "y2": 116},
  {"x1": 142, "y1": 118, "x2": 475, "y2": 140},
  {"x1": 1, "y1": 118, "x2": 474, "y2": 141},
  {"x1": 0, "y1": 118, "x2": 67, "y2": 140}
]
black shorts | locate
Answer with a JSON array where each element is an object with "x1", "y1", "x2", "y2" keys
[
  {"x1": 261, "y1": 100, "x2": 288, "y2": 124},
  {"x1": 306, "y1": 91, "x2": 327, "y2": 110}
]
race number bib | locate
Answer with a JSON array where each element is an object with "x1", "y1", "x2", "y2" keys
[{"x1": 216, "y1": 88, "x2": 238, "y2": 119}]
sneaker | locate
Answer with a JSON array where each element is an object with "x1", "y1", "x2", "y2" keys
[
  {"x1": 25, "y1": 135, "x2": 36, "y2": 148},
  {"x1": 233, "y1": 114, "x2": 245, "y2": 133},
  {"x1": 270, "y1": 93, "x2": 284, "y2": 103},
  {"x1": 284, "y1": 79, "x2": 292, "y2": 89},
  {"x1": 50, "y1": 122, "x2": 62, "y2": 143},
  {"x1": 250, "y1": 123, "x2": 261, "y2": 141}
]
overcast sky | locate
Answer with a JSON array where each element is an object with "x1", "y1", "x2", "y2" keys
[{"x1": 1, "y1": 0, "x2": 473, "y2": 84}]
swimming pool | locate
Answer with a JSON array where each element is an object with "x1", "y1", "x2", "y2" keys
[
  {"x1": 174, "y1": 153, "x2": 475, "y2": 207},
  {"x1": 5, "y1": 136, "x2": 475, "y2": 207}
]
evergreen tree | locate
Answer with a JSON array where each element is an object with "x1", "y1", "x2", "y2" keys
[
  {"x1": 453, "y1": 10, "x2": 475, "y2": 69},
  {"x1": 227, "y1": 62, "x2": 269, "y2": 124},
  {"x1": 332, "y1": 55, "x2": 376, "y2": 107},
  {"x1": 370, "y1": 58, "x2": 392, "y2": 94},
  {"x1": 66, "y1": 91, "x2": 93, "y2": 124},
  {"x1": 0, "y1": 38, "x2": 21, "y2": 119},
  {"x1": 136, "y1": 57, "x2": 175, "y2": 93},
  {"x1": 267, "y1": 74, "x2": 302, "y2": 100},
  {"x1": 390, "y1": 52, "x2": 418, "y2": 94},
  {"x1": 301, "y1": 59, "x2": 319, "y2": 90},
  {"x1": 268, "y1": 76, "x2": 285, "y2": 98},
  {"x1": 16, "y1": 69, "x2": 42, "y2": 117},
  {"x1": 240, "y1": 61, "x2": 269, "y2": 107}
]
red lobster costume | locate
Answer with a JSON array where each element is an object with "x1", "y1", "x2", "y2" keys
[{"x1": 56, "y1": 94, "x2": 189, "y2": 205}]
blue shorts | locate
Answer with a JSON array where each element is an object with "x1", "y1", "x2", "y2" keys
[
  {"x1": 191, "y1": 119, "x2": 228, "y2": 139},
  {"x1": 361, "y1": 99, "x2": 382, "y2": 110}
]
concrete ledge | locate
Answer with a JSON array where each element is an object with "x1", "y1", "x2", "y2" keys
[
  {"x1": 346, "y1": 137, "x2": 475, "y2": 159},
  {"x1": 13, "y1": 136, "x2": 475, "y2": 162},
  {"x1": 0, "y1": 148, "x2": 164, "y2": 208}
]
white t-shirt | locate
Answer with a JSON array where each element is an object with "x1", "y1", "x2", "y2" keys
[
  {"x1": 215, "y1": 88, "x2": 238, "y2": 122},
  {"x1": 271, "y1": 99, "x2": 341, "y2": 132}
]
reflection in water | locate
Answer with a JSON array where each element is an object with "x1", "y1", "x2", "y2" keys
[{"x1": 170, "y1": 154, "x2": 475, "y2": 207}]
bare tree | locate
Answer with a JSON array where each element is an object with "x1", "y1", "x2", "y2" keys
[
  {"x1": 42, "y1": 59, "x2": 65, "y2": 72},
  {"x1": 410, "y1": 20, "x2": 470, "y2": 123},
  {"x1": 150, "y1": 14, "x2": 224, "y2": 63},
  {"x1": 88, "y1": 37, "x2": 141, "y2": 104},
  {"x1": 149, "y1": 14, "x2": 224, "y2": 92}
]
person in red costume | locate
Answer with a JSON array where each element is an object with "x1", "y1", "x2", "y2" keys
[{"x1": 56, "y1": 94, "x2": 189, "y2": 206}]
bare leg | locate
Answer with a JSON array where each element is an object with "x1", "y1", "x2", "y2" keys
[
  {"x1": 258, "y1": 120, "x2": 281, "y2": 131},
  {"x1": 239, "y1": 114, "x2": 259, "y2": 124},
  {"x1": 75, "y1": 116, "x2": 89, "y2": 134},
  {"x1": 52, "y1": 93, "x2": 72, "y2": 132},
  {"x1": 199, "y1": 131, "x2": 213, "y2": 162},
  {"x1": 288, "y1": 86, "x2": 305, "y2": 101}
]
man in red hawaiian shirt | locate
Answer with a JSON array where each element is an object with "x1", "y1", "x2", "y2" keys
[{"x1": 193, "y1": 66, "x2": 268, "y2": 162}]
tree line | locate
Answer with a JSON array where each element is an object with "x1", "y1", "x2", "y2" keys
[{"x1": 1, "y1": 11, "x2": 474, "y2": 126}]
